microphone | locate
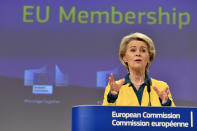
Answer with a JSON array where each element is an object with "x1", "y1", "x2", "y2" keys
[{"x1": 146, "y1": 81, "x2": 151, "y2": 106}]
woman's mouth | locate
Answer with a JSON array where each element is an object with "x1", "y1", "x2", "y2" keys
[{"x1": 135, "y1": 59, "x2": 142, "y2": 62}]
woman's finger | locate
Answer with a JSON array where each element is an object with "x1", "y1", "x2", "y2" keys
[
  {"x1": 166, "y1": 89, "x2": 169, "y2": 95},
  {"x1": 164, "y1": 87, "x2": 169, "y2": 95},
  {"x1": 118, "y1": 78, "x2": 125, "y2": 87},
  {"x1": 153, "y1": 86, "x2": 160, "y2": 95},
  {"x1": 164, "y1": 87, "x2": 168, "y2": 92},
  {"x1": 109, "y1": 75, "x2": 112, "y2": 86},
  {"x1": 111, "y1": 73, "x2": 115, "y2": 83}
]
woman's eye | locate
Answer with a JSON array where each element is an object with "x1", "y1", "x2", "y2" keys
[
  {"x1": 130, "y1": 49, "x2": 135, "y2": 52},
  {"x1": 142, "y1": 49, "x2": 146, "y2": 52},
  {"x1": 141, "y1": 49, "x2": 146, "y2": 52}
]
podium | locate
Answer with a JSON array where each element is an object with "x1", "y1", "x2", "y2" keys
[{"x1": 72, "y1": 106, "x2": 197, "y2": 131}]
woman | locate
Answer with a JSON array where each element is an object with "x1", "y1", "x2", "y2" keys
[{"x1": 103, "y1": 32, "x2": 175, "y2": 106}]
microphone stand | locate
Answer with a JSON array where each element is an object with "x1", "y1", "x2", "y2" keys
[{"x1": 147, "y1": 82, "x2": 151, "y2": 106}]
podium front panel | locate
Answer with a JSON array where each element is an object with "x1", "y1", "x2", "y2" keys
[{"x1": 72, "y1": 106, "x2": 197, "y2": 131}]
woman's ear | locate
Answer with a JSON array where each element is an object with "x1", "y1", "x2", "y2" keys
[{"x1": 123, "y1": 56, "x2": 127, "y2": 63}]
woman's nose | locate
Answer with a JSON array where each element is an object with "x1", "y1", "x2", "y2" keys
[{"x1": 135, "y1": 50, "x2": 141, "y2": 56}]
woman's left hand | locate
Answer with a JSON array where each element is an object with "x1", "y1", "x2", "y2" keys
[{"x1": 153, "y1": 86, "x2": 169, "y2": 104}]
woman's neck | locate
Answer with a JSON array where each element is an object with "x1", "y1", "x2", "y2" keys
[{"x1": 129, "y1": 68, "x2": 145, "y2": 90}]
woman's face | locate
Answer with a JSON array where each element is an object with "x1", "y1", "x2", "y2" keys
[{"x1": 123, "y1": 40, "x2": 150, "y2": 71}]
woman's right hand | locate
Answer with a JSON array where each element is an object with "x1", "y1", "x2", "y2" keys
[{"x1": 109, "y1": 73, "x2": 125, "y2": 95}]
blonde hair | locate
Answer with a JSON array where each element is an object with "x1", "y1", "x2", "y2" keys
[{"x1": 119, "y1": 32, "x2": 155, "y2": 73}]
